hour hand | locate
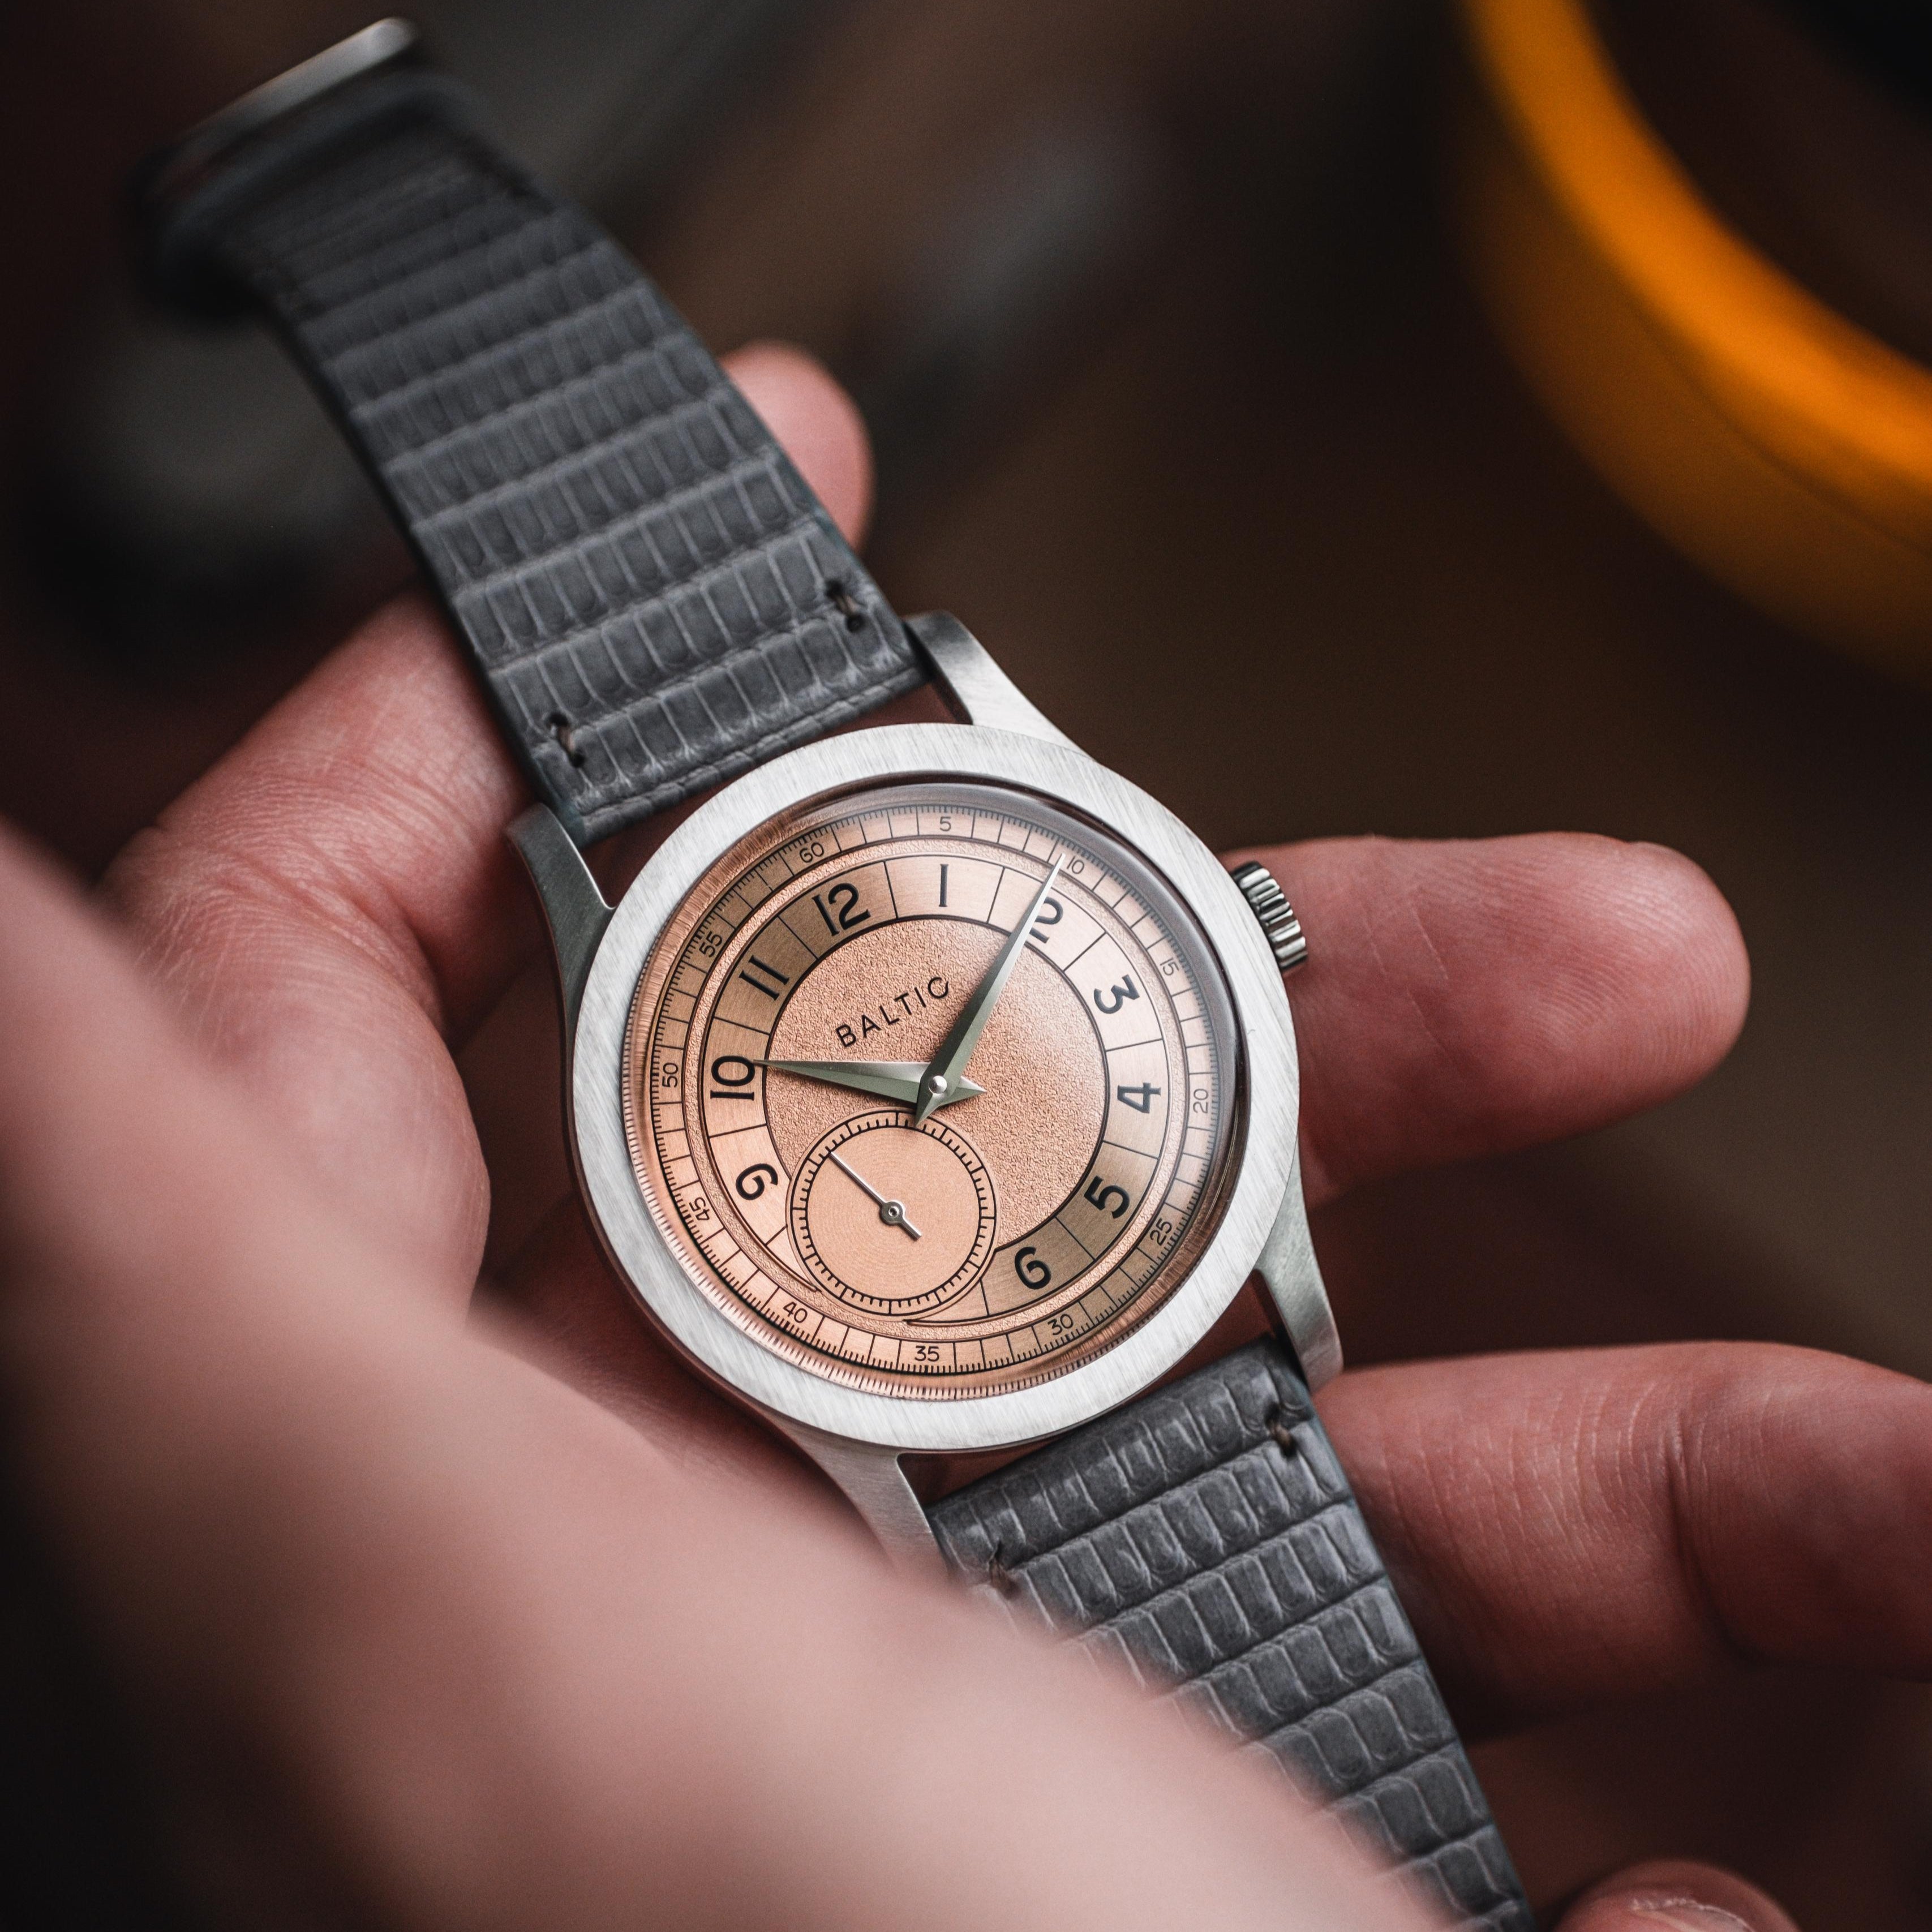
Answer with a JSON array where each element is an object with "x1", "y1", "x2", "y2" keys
[{"x1": 758, "y1": 1059, "x2": 986, "y2": 1109}]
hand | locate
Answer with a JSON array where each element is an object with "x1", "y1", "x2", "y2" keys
[
  {"x1": 760, "y1": 1058, "x2": 986, "y2": 1107},
  {"x1": 0, "y1": 342, "x2": 1923, "y2": 1932},
  {"x1": 912, "y1": 858, "x2": 1061, "y2": 1123},
  {"x1": 826, "y1": 1148, "x2": 922, "y2": 1239}
]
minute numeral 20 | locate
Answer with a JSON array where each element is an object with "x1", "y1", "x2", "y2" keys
[
  {"x1": 1115, "y1": 1081, "x2": 1162, "y2": 1114},
  {"x1": 812, "y1": 882, "x2": 869, "y2": 934}
]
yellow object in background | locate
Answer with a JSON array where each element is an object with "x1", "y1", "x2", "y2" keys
[{"x1": 1458, "y1": 0, "x2": 1932, "y2": 687}]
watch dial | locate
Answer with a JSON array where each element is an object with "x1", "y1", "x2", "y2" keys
[{"x1": 621, "y1": 782, "x2": 1242, "y2": 1398}]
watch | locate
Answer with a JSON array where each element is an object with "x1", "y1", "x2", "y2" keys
[{"x1": 135, "y1": 23, "x2": 1532, "y2": 1930}]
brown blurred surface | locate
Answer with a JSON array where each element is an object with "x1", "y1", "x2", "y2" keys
[{"x1": 1, "y1": 0, "x2": 1928, "y2": 1925}]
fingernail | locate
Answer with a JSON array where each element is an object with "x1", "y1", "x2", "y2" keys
[{"x1": 1561, "y1": 1862, "x2": 1799, "y2": 1932}]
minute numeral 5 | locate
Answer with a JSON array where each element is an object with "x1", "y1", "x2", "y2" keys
[
  {"x1": 1083, "y1": 1176, "x2": 1130, "y2": 1219},
  {"x1": 1092, "y1": 972, "x2": 1139, "y2": 1015},
  {"x1": 1114, "y1": 1081, "x2": 1162, "y2": 1114}
]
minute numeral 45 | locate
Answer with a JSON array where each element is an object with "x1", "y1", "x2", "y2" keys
[{"x1": 1114, "y1": 1081, "x2": 1162, "y2": 1114}]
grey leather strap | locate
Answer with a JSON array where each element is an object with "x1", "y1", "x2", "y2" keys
[
  {"x1": 929, "y1": 1341, "x2": 1534, "y2": 1932},
  {"x1": 139, "y1": 66, "x2": 921, "y2": 845}
]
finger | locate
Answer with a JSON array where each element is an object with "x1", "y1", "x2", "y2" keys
[
  {"x1": 1317, "y1": 1342, "x2": 1932, "y2": 1734},
  {"x1": 1233, "y1": 834, "x2": 1749, "y2": 1207},
  {"x1": 101, "y1": 345, "x2": 879, "y2": 1294},
  {"x1": 0, "y1": 829, "x2": 1427, "y2": 1932},
  {"x1": 1557, "y1": 1861, "x2": 1800, "y2": 1932}
]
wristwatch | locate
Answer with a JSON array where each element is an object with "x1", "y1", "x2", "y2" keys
[{"x1": 135, "y1": 23, "x2": 1531, "y2": 1930}]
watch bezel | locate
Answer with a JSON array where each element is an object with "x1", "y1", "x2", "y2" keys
[{"x1": 572, "y1": 722, "x2": 1302, "y2": 1454}]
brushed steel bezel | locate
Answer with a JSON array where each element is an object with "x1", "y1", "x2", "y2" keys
[{"x1": 571, "y1": 723, "x2": 1301, "y2": 1454}]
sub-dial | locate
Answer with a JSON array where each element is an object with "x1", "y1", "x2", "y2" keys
[{"x1": 788, "y1": 1112, "x2": 996, "y2": 1316}]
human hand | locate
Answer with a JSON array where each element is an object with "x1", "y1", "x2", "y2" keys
[{"x1": 1, "y1": 345, "x2": 1925, "y2": 1932}]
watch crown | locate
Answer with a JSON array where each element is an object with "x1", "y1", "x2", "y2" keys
[{"x1": 1229, "y1": 861, "x2": 1308, "y2": 974}]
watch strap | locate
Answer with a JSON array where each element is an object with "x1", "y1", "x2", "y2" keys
[
  {"x1": 928, "y1": 1340, "x2": 1534, "y2": 1932},
  {"x1": 140, "y1": 64, "x2": 921, "y2": 845}
]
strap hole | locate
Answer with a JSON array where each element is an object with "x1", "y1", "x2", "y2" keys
[
  {"x1": 546, "y1": 711, "x2": 587, "y2": 768},
  {"x1": 985, "y1": 1544, "x2": 1020, "y2": 1597},
  {"x1": 825, "y1": 578, "x2": 868, "y2": 632},
  {"x1": 1267, "y1": 1409, "x2": 1300, "y2": 1458}
]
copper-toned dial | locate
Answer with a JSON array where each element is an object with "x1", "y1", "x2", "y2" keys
[{"x1": 621, "y1": 782, "x2": 1240, "y2": 1398}]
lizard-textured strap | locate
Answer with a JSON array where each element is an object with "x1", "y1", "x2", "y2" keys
[
  {"x1": 140, "y1": 66, "x2": 922, "y2": 845},
  {"x1": 929, "y1": 1340, "x2": 1535, "y2": 1932}
]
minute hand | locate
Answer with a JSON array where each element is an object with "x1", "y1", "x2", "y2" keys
[{"x1": 913, "y1": 858, "x2": 1063, "y2": 1126}]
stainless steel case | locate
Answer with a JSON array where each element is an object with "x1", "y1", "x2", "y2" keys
[{"x1": 512, "y1": 617, "x2": 1337, "y2": 1564}]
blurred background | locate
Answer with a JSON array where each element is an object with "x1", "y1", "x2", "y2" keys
[{"x1": 2, "y1": 0, "x2": 1930, "y2": 1924}]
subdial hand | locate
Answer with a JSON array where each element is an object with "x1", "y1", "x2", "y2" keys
[
  {"x1": 913, "y1": 857, "x2": 1063, "y2": 1125},
  {"x1": 759, "y1": 1059, "x2": 986, "y2": 1108},
  {"x1": 826, "y1": 1148, "x2": 922, "y2": 1239}
]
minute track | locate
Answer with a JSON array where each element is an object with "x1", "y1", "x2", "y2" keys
[{"x1": 626, "y1": 782, "x2": 1238, "y2": 1396}]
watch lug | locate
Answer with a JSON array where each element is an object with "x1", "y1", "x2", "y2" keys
[
  {"x1": 1257, "y1": 1157, "x2": 1343, "y2": 1390},
  {"x1": 905, "y1": 612, "x2": 1075, "y2": 747},
  {"x1": 508, "y1": 804, "x2": 612, "y2": 1034},
  {"x1": 767, "y1": 1415, "x2": 947, "y2": 1580}
]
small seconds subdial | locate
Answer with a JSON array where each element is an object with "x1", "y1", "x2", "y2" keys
[
  {"x1": 789, "y1": 1113, "x2": 996, "y2": 1315},
  {"x1": 620, "y1": 780, "x2": 1241, "y2": 1399}
]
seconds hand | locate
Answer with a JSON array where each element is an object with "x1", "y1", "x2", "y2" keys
[
  {"x1": 913, "y1": 858, "x2": 1063, "y2": 1126},
  {"x1": 826, "y1": 1148, "x2": 922, "y2": 1239}
]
